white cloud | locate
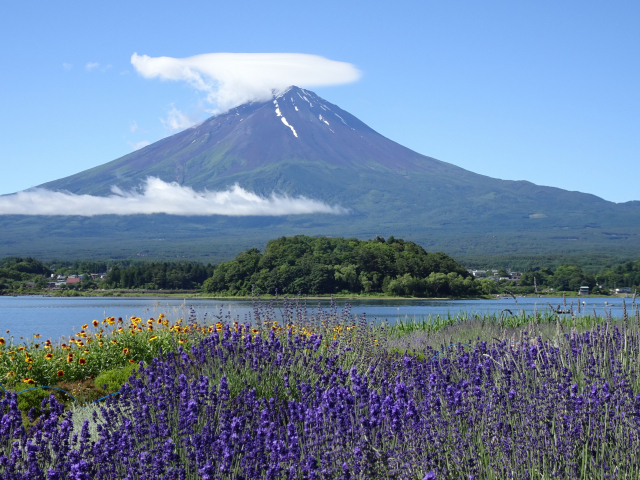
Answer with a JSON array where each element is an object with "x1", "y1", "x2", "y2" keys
[
  {"x1": 161, "y1": 107, "x2": 199, "y2": 132},
  {"x1": 85, "y1": 62, "x2": 100, "y2": 71},
  {"x1": 130, "y1": 121, "x2": 139, "y2": 132},
  {"x1": 62, "y1": 63, "x2": 73, "y2": 70},
  {"x1": 0, "y1": 177, "x2": 348, "y2": 217},
  {"x1": 130, "y1": 140, "x2": 150, "y2": 151},
  {"x1": 131, "y1": 52, "x2": 361, "y2": 111}
]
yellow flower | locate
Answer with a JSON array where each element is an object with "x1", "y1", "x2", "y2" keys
[
  {"x1": 92, "y1": 320, "x2": 99, "y2": 328},
  {"x1": 82, "y1": 324, "x2": 89, "y2": 330},
  {"x1": 18, "y1": 346, "x2": 25, "y2": 351},
  {"x1": 83, "y1": 349, "x2": 90, "y2": 353},
  {"x1": 25, "y1": 357, "x2": 34, "y2": 364},
  {"x1": 110, "y1": 340, "x2": 118, "y2": 345},
  {"x1": 78, "y1": 358, "x2": 86, "y2": 365},
  {"x1": 23, "y1": 378, "x2": 36, "y2": 385},
  {"x1": 122, "y1": 348, "x2": 130, "y2": 355},
  {"x1": 66, "y1": 354, "x2": 73, "y2": 363},
  {"x1": 34, "y1": 334, "x2": 42, "y2": 338},
  {"x1": 178, "y1": 339, "x2": 186, "y2": 344},
  {"x1": 98, "y1": 342, "x2": 104, "y2": 347},
  {"x1": 128, "y1": 359, "x2": 135, "y2": 363},
  {"x1": 147, "y1": 319, "x2": 154, "y2": 325},
  {"x1": 6, "y1": 371, "x2": 15, "y2": 378},
  {"x1": 57, "y1": 370, "x2": 64, "y2": 377},
  {"x1": 45, "y1": 353, "x2": 54, "y2": 360},
  {"x1": 0, "y1": 337, "x2": 5, "y2": 345},
  {"x1": 149, "y1": 336, "x2": 158, "y2": 342},
  {"x1": 7, "y1": 350, "x2": 15, "y2": 355}
]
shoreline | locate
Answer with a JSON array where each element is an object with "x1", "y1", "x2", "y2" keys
[{"x1": 0, "y1": 292, "x2": 633, "y2": 301}]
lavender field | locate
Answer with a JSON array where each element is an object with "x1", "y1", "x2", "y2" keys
[{"x1": 2, "y1": 297, "x2": 640, "y2": 479}]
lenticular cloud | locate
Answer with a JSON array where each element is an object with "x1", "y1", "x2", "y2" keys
[
  {"x1": 0, "y1": 178, "x2": 347, "y2": 216},
  {"x1": 131, "y1": 52, "x2": 361, "y2": 111}
]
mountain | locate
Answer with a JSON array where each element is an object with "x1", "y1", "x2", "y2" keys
[{"x1": 3, "y1": 86, "x2": 640, "y2": 261}]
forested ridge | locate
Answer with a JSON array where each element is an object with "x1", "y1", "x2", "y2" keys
[{"x1": 203, "y1": 235, "x2": 484, "y2": 296}]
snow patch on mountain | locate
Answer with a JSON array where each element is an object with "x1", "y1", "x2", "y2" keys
[
  {"x1": 334, "y1": 113, "x2": 348, "y2": 125},
  {"x1": 281, "y1": 117, "x2": 298, "y2": 137}
]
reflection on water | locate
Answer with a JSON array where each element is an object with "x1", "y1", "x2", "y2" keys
[{"x1": 0, "y1": 295, "x2": 633, "y2": 343}]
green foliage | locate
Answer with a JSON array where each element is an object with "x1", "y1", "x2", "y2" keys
[
  {"x1": 596, "y1": 260, "x2": 640, "y2": 289},
  {"x1": 13, "y1": 383, "x2": 56, "y2": 417},
  {"x1": 103, "y1": 262, "x2": 215, "y2": 290},
  {"x1": 94, "y1": 364, "x2": 138, "y2": 393},
  {"x1": 0, "y1": 257, "x2": 52, "y2": 289},
  {"x1": 203, "y1": 235, "x2": 475, "y2": 296}
]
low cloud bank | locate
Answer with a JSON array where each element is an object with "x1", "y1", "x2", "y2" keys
[
  {"x1": 131, "y1": 52, "x2": 361, "y2": 111},
  {"x1": 0, "y1": 178, "x2": 348, "y2": 217}
]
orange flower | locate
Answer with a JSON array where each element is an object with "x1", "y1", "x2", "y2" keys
[
  {"x1": 34, "y1": 334, "x2": 42, "y2": 338},
  {"x1": 128, "y1": 359, "x2": 135, "y2": 363},
  {"x1": 78, "y1": 358, "x2": 86, "y2": 365},
  {"x1": 22, "y1": 378, "x2": 36, "y2": 385},
  {"x1": 33, "y1": 343, "x2": 40, "y2": 349},
  {"x1": 92, "y1": 320, "x2": 99, "y2": 327},
  {"x1": 45, "y1": 353, "x2": 54, "y2": 360},
  {"x1": 57, "y1": 370, "x2": 64, "y2": 377},
  {"x1": 122, "y1": 348, "x2": 130, "y2": 355},
  {"x1": 0, "y1": 337, "x2": 5, "y2": 345}
]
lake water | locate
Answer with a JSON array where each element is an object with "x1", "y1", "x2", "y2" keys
[{"x1": 0, "y1": 295, "x2": 633, "y2": 344}]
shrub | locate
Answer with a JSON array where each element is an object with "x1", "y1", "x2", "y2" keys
[{"x1": 94, "y1": 364, "x2": 138, "y2": 393}]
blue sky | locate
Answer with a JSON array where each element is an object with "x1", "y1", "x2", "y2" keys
[{"x1": 1, "y1": 1, "x2": 638, "y2": 202}]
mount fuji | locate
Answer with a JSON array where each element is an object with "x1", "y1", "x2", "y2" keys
[{"x1": 3, "y1": 86, "x2": 640, "y2": 260}]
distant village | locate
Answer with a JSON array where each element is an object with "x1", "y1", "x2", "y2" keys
[
  {"x1": 467, "y1": 269, "x2": 633, "y2": 296},
  {"x1": 45, "y1": 273, "x2": 106, "y2": 290}
]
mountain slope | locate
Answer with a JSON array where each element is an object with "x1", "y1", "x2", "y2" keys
[{"x1": 4, "y1": 86, "x2": 639, "y2": 260}]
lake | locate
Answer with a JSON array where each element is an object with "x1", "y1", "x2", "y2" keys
[{"x1": 0, "y1": 295, "x2": 632, "y2": 343}]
